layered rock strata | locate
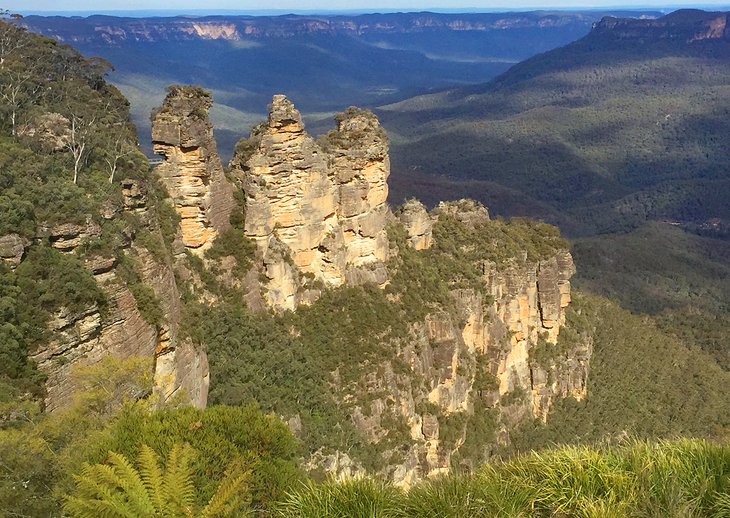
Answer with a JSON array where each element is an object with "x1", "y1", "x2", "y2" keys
[
  {"x1": 151, "y1": 85, "x2": 234, "y2": 254},
  {"x1": 230, "y1": 96, "x2": 391, "y2": 310},
  {"x1": 0, "y1": 234, "x2": 28, "y2": 268},
  {"x1": 30, "y1": 180, "x2": 209, "y2": 412},
  {"x1": 320, "y1": 201, "x2": 588, "y2": 484},
  {"x1": 397, "y1": 199, "x2": 433, "y2": 250}
]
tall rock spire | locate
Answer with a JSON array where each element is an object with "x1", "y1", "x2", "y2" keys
[{"x1": 151, "y1": 85, "x2": 234, "y2": 253}]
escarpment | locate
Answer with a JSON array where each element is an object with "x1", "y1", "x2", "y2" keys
[
  {"x1": 28, "y1": 179, "x2": 209, "y2": 413},
  {"x1": 151, "y1": 85, "x2": 234, "y2": 253},
  {"x1": 12, "y1": 69, "x2": 590, "y2": 486},
  {"x1": 321, "y1": 201, "x2": 589, "y2": 484},
  {"x1": 151, "y1": 90, "x2": 588, "y2": 482}
]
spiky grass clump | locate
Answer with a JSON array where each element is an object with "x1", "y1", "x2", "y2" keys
[
  {"x1": 275, "y1": 439, "x2": 730, "y2": 517},
  {"x1": 274, "y1": 478, "x2": 401, "y2": 518}
]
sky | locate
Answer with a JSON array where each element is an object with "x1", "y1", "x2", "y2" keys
[{"x1": 7, "y1": 0, "x2": 730, "y2": 14}]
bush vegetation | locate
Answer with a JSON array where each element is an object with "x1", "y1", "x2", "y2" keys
[
  {"x1": 0, "y1": 356, "x2": 301, "y2": 517},
  {"x1": 276, "y1": 439, "x2": 730, "y2": 517}
]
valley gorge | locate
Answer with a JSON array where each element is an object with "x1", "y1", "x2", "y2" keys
[
  {"x1": 4, "y1": 13, "x2": 730, "y2": 515},
  {"x1": 16, "y1": 82, "x2": 590, "y2": 483}
]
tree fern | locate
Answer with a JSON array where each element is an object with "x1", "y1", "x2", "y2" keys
[
  {"x1": 161, "y1": 443, "x2": 196, "y2": 517},
  {"x1": 104, "y1": 452, "x2": 156, "y2": 516},
  {"x1": 64, "y1": 443, "x2": 250, "y2": 518}
]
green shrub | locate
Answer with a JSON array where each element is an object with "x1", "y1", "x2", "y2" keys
[{"x1": 74, "y1": 404, "x2": 302, "y2": 512}]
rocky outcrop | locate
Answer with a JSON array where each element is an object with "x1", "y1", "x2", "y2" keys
[
  {"x1": 326, "y1": 107, "x2": 390, "y2": 280},
  {"x1": 593, "y1": 10, "x2": 730, "y2": 44},
  {"x1": 152, "y1": 85, "x2": 234, "y2": 254},
  {"x1": 48, "y1": 219, "x2": 102, "y2": 252},
  {"x1": 231, "y1": 96, "x2": 391, "y2": 311},
  {"x1": 0, "y1": 234, "x2": 28, "y2": 268},
  {"x1": 239, "y1": 95, "x2": 342, "y2": 285},
  {"x1": 397, "y1": 199, "x2": 433, "y2": 250},
  {"x1": 310, "y1": 201, "x2": 589, "y2": 483},
  {"x1": 436, "y1": 199, "x2": 490, "y2": 226},
  {"x1": 32, "y1": 179, "x2": 209, "y2": 412}
]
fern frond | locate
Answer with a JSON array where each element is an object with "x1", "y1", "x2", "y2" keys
[
  {"x1": 72, "y1": 468, "x2": 126, "y2": 507},
  {"x1": 138, "y1": 444, "x2": 165, "y2": 512},
  {"x1": 64, "y1": 481, "x2": 139, "y2": 518},
  {"x1": 64, "y1": 494, "x2": 133, "y2": 518},
  {"x1": 105, "y1": 450, "x2": 156, "y2": 516},
  {"x1": 162, "y1": 443, "x2": 196, "y2": 517},
  {"x1": 201, "y1": 464, "x2": 251, "y2": 518}
]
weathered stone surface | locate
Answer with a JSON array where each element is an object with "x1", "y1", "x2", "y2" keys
[
  {"x1": 398, "y1": 199, "x2": 433, "y2": 250},
  {"x1": 0, "y1": 234, "x2": 28, "y2": 268},
  {"x1": 35, "y1": 213, "x2": 209, "y2": 412},
  {"x1": 49, "y1": 219, "x2": 102, "y2": 252},
  {"x1": 337, "y1": 203, "x2": 586, "y2": 484},
  {"x1": 152, "y1": 86, "x2": 234, "y2": 253},
  {"x1": 155, "y1": 337, "x2": 210, "y2": 408},
  {"x1": 121, "y1": 178, "x2": 147, "y2": 212},
  {"x1": 18, "y1": 112, "x2": 71, "y2": 152},
  {"x1": 231, "y1": 95, "x2": 392, "y2": 311},
  {"x1": 327, "y1": 107, "x2": 390, "y2": 273},
  {"x1": 435, "y1": 199, "x2": 490, "y2": 225}
]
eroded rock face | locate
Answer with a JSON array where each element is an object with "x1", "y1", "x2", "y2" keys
[
  {"x1": 308, "y1": 203, "x2": 588, "y2": 483},
  {"x1": 152, "y1": 86, "x2": 234, "y2": 253},
  {"x1": 241, "y1": 95, "x2": 342, "y2": 284},
  {"x1": 326, "y1": 107, "x2": 390, "y2": 272},
  {"x1": 231, "y1": 96, "x2": 391, "y2": 311},
  {"x1": 436, "y1": 199, "x2": 490, "y2": 226},
  {"x1": 397, "y1": 199, "x2": 433, "y2": 250},
  {"x1": 0, "y1": 234, "x2": 28, "y2": 268},
  {"x1": 49, "y1": 219, "x2": 102, "y2": 252},
  {"x1": 33, "y1": 181, "x2": 209, "y2": 412}
]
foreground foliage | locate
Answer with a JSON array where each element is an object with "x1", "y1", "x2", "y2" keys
[
  {"x1": 64, "y1": 443, "x2": 250, "y2": 518},
  {"x1": 276, "y1": 439, "x2": 730, "y2": 517},
  {"x1": 0, "y1": 357, "x2": 300, "y2": 517}
]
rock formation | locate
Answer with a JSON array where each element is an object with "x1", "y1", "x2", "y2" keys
[
  {"x1": 230, "y1": 96, "x2": 390, "y2": 310},
  {"x1": 320, "y1": 200, "x2": 586, "y2": 483},
  {"x1": 19, "y1": 85, "x2": 589, "y2": 485},
  {"x1": 30, "y1": 179, "x2": 209, "y2": 412},
  {"x1": 152, "y1": 85, "x2": 234, "y2": 254},
  {"x1": 326, "y1": 107, "x2": 390, "y2": 279},
  {"x1": 0, "y1": 234, "x2": 28, "y2": 268},
  {"x1": 397, "y1": 199, "x2": 433, "y2": 250}
]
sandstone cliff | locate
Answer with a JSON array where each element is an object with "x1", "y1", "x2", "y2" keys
[
  {"x1": 29, "y1": 179, "x2": 209, "y2": 412},
  {"x1": 17, "y1": 82, "x2": 590, "y2": 486},
  {"x1": 300, "y1": 200, "x2": 588, "y2": 485},
  {"x1": 152, "y1": 85, "x2": 234, "y2": 254},
  {"x1": 230, "y1": 96, "x2": 390, "y2": 311}
]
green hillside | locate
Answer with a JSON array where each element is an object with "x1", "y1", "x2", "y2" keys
[
  {"x1": 381, "y1": 9, "x2": 730, "y2": 236},
  {"x1": 381, "y1": 10, "x2": 730, "y2": 382}
]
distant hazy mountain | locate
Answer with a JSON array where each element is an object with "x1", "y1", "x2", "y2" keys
[
  {"x1": 19, "y1": 10, "x2": 659, "y2": 158},
  {"x1": 380, "y1": 9, "x2": 730, "y2": 237}
]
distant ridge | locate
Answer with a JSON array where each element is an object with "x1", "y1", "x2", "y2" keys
[{"x1": 380, "y1": 8, "x2": 730, "y2": 236}]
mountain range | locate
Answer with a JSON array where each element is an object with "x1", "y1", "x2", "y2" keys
[
  {"x1": 19, "y1": 10, "x2": 660, "y2": 158},
  {"x1": 381, "y1": 9, "x2": 730, "y2": 236}
]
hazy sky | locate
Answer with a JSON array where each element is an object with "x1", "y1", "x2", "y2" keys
[{"x1": 8, "y1": 0, "x2": 730, "y2": 13}]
